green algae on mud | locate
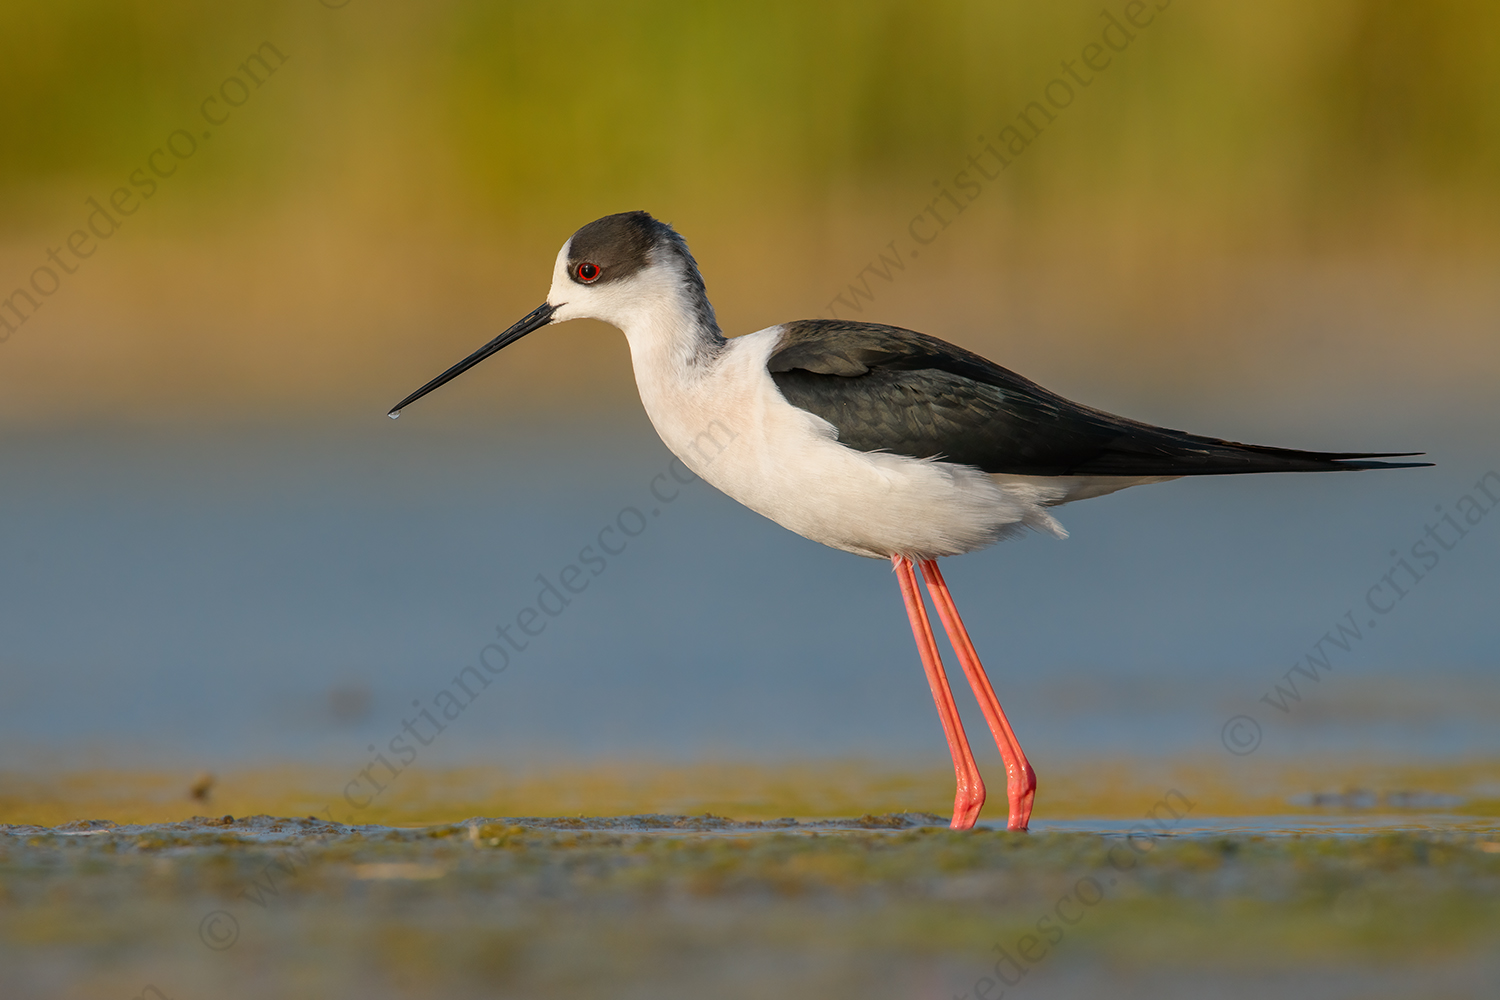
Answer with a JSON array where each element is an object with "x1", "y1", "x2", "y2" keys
[
  {"x1": 5, "y1": 758, "x2": 1499, "y2": 828},
  {"x1": 2, "y1": 813, "x2": 1499, "y2": 1000}
]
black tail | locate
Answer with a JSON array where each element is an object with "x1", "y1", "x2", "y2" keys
[
  {"x1": 1181, "y1": 444, "x2": 1432, "y2": 474},
  {"x1": 1067, "y1": 430, "x2": 1432, "y2": 477}
]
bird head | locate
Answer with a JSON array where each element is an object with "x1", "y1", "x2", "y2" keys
[{"x1": 389, "y1": 211, "x2": 710, "y2": 418}]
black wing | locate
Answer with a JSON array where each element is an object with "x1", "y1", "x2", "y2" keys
[{"x1": 767, "y1": 320, "x2": 1430, "y2": 477}]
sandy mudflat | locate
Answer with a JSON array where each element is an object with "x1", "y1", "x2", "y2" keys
[{"x1": 3, "y1": 809, "x2": 1499, "y2": 1000}]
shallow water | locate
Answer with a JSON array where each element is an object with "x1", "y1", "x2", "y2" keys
[
  {"x1": 2, "y1": 422, "x2": 1497, "y2": 773},
  {"x1": 29, "y1": 811, "x2": 1496, "y2": 840},
  {"x1": 1022, "y1": 814, "x2": 1499, "y2": 837}
]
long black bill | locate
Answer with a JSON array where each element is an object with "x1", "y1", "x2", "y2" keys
[{"x1": 388, "y1": 302, "x2": 556, "y2": 417}]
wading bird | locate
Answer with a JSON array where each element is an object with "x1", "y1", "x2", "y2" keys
[{"x1": 389, "y1": 211, "x2": 1426, "y2": 831}]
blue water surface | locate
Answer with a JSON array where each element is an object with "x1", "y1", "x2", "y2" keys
[{"x1": 1, "y1": 408, "x2": 1496, "y2": 770}]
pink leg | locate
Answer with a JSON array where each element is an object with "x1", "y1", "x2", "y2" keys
[
  {"x1": 919, "y1": 559, "x2": 1036, "y2": 832},
  {"x1": 893, "y1": 555, "x2": 985, "y2": 830}
]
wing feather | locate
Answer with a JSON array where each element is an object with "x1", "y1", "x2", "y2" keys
[{"x1": 767, "y1": 320, "x2": 1429, "y2": 476}]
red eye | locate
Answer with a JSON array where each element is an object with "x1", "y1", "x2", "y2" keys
[{"x1": 576, "y1": 262, "x2": 601, "y2": 283}]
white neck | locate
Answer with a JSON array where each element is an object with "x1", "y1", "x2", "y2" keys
[{"x1": 618, "y1": 268, "x2": 723, "y2": 373}]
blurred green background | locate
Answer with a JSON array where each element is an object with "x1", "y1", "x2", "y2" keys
[{"x1": 2, "y1": 0, "x2": 1497, "y2": 425}]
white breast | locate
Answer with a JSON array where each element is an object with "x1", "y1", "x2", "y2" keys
[{"x1": 624, "y1": 325, "x2": 1091, "y2": 559}]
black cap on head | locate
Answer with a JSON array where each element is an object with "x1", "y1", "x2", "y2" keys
[
  {"x1": 566, "y1": 211, "x2": 677, "y2": 285},
  {"x1": 563, "y1": 210, "x2": 720, "y2": 335}
]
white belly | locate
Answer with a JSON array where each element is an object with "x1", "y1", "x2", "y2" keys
[{"x1": 628, "y1": 327, "x2": 1166, "y2": 559}]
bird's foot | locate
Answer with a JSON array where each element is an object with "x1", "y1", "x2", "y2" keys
[
  {"x1": 949, "y1": 781, "x2": 986, "y2": 830},
  {"x1": 1003, "y1": 763, "x2": 1038, "y2": 832}
]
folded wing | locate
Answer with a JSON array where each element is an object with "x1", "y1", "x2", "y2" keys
[{"x1": 767, "y1": 320, "x2": 1429, "y2": 476}]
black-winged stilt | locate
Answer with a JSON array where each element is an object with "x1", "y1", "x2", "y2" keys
[{"x1": 389, "y1": 211, "x2": 1428, "y2": 831}]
